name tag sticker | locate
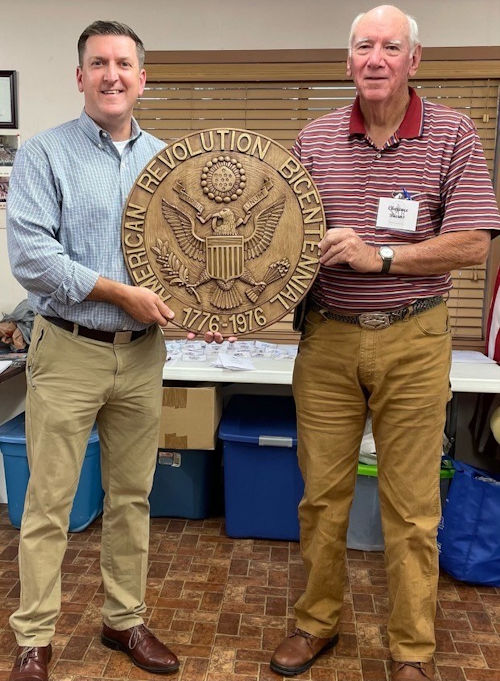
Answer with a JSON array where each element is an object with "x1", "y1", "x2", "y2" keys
[{"x1": 376, "y1": 197, "x2": 419, "y2": 232}]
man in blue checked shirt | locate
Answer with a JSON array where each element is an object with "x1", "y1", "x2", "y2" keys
[{"x1": 7, "y1": 21, "x2": 180, "y2": 680}]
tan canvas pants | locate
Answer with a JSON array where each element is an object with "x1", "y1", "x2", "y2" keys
[
  {"x1": 292, "y1": 303, "x2": 451, "y2": 662},
  {"x1": 10, "y1": 315, "x2": 166, "y2": 646}
]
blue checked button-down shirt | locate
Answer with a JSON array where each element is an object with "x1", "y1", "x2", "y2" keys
[{"x1": 7, "y1": 111, "x2": 165, "y2": 331}]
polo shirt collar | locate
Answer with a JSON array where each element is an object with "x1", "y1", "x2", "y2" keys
[
  {"x1": 349, "y1": 87, "x2": 424, "y2": 140},
  {"x1": 78, "y1": 110, "x2": 142, "y2": 147}
]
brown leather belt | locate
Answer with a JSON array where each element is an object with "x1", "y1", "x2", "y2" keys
[
  {"x1": 311, "y1": 295, "x2": 443, "y2": 330},
  {"x1": 42, "y1": 316, "x2": 150, "y2": 344}
]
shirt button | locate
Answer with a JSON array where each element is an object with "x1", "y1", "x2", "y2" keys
[
  {"x1": 375, "y1": 152, "x2": 381, "y2": 159},
  {"x1": 98, "y1": 144, "x2": 103, "y2": 149}
]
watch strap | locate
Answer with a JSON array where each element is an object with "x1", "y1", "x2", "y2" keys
[
  {"x1": 381, "y1": 257, "x2": 392, "y2": 274},
  {"x1": 379, "y1": 246, "x2": 394, "y2": 274}
]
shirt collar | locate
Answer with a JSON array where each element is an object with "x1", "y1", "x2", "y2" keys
[
  {"x1": 77, "y1": 110, "x2": 142, "y2": 147},
  {"x1": 349, "y1": 87, "x2": 424, "y2": 140}
]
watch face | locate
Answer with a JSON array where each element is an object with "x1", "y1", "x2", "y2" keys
[{"x1": 380, "y1": 246, "x2": 394, "y2": 259}]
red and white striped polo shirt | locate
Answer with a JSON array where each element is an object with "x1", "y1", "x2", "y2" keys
[{"x1": 293, "y1": 88, "x2": 500, "y2": 312}]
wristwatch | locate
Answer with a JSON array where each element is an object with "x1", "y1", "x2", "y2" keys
[{"x1": 378, "y1": 246, "x2": 394, "y2": 274}]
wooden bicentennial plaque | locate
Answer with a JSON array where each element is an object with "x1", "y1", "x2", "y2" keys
[{"x1": 122, "y1": 128, "x2": 325, "y2": 337}]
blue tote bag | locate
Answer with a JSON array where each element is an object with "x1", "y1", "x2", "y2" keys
[{"x1": 437, "y1": 459, "x2": 500, "y2": 586}]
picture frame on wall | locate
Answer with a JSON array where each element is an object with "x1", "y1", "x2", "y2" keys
[
  {"x1": 0, "y1": 71, "x2": 18, "y2": 129},
  {"x1": 0, "y1": 174, "x2": 9, "y2": 209},
  {"x1": 0, "y1": 134, "x2": 19, "y2": 166}
]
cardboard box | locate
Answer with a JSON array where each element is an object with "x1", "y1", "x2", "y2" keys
[{"x1": 159, "y1": 383, "x2": 223, "y2": 450}]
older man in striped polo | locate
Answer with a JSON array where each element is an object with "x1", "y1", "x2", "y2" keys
[{"x1": 270, "y1": 5, "x2": 500, "y2": 681}]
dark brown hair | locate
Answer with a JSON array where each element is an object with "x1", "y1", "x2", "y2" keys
[{"x1": 77, "y1": 20, "x2": 145, "y2": 68}]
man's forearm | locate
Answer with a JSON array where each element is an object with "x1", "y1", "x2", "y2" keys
[
  {"x1": 86, "y1": 276, "x2": 130, "y2": 305},
  {"x1": 387, "y1": 230, "x2": 491, "y2": 276},
  {"x1": 87, "y1": 276, "x2": 174, "y2": 326}
]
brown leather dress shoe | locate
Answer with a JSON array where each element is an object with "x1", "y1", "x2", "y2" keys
[
  {"x1": 391, "y1": 660, "x2": 435, "y2": 680},
  {"x1": 270, "y1": 628, "x2": 339, "y2": 676},
  {"x1": 101, "y1": 623, "x2": 179, "y2": 674},
  {"x1": 9, "y1": 645, "x2": 52, "y2": 681}
]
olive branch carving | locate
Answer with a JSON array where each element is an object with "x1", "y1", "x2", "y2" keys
[
  {"x1": 245, "y1": 258, "x2": 291, "y2": 302},
  {"x1": 151, "y1": 239, "x2": 201, "y2": 303}
]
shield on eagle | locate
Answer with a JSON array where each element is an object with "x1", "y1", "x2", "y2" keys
[{"x1": 206, "y1": 235, "x2": 244, "y2": 281}]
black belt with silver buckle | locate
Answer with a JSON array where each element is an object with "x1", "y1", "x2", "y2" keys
[
  {"x1": 42, "y1": 316, "x2": 150, "y2": 344},
  {"x1": 311, "y1": 296, "x2": 443, "y2": 330}
]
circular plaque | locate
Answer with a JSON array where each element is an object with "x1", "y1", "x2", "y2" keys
[{"x1": 122, "y1": 128, "x2": 325, "y2": 337}]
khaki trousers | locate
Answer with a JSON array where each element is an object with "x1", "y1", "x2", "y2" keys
[
  {"x1": 10, "y1": 315, "x2": 166, "y2": 646},
  {"x1": 292, "y1": 303, "x2": 451, "y2": 662}
]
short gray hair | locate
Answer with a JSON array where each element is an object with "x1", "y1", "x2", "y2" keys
[{"x1": 348, "y1": 10, "x2": 420, "y2": 56}]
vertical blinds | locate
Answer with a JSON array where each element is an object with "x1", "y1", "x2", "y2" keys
[{"x1": 134, "y1": 68, "x2": 499, "y2": 347}]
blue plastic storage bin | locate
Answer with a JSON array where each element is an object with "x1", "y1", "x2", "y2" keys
[
  {"x1": 219, "y1": 396, "x2": 454, "y2": 546},
  {"x1": 0, "y1": 413, "x2": 103, "y2": 532},
  {"x1": 149, "y1": 447, "x2": 222, "y2": 519},
  {"x1": 219, "y1": 395, "x2": 303, "y2": 540}
]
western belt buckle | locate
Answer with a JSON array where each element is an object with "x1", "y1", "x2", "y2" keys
[
  {"x1": 114, "y1": 331, "x2": 133, "y2": 344},
  {"x1": 358, "y1": 312, "x2": 390, "y2": 330}
]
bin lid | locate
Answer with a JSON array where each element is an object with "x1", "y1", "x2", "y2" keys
[
  {"x1": 0, "y1": 412, "x2": 99, "y2": 444},
  {"x1": 356, "y1": 462, "x2": 454, "y2": 478},
  {"x1": 357, "y1": 463, "x2": 378, "y2": 477},
  {"x1": 219, "y1": 395, "x2": 297, "y2": 445}
]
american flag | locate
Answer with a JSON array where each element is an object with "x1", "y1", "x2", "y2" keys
[{"x1": 486, "y1": 266, "x2": 500, "y2": 361}]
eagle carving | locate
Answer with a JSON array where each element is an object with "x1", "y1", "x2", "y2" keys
[{"x1": 156, "y1": 197, "x2": 289, "y2": 309}]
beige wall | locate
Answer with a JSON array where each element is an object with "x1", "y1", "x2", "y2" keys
[{"x1": 1, "y1": 0, "x2": 500, "y2": 311}]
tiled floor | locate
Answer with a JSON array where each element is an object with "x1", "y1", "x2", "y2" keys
[{"x1": 0, "y1": 507, "x2": 498, "y2": 681}]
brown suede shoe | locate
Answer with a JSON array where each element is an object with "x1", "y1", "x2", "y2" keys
[
  {"x1": 391, "y1": 660, "x2": 435, "y2": 680},
  {"x1": 9, "y1": 645, "x2": 52, "y2": 681},
  {"x1": 101, "y1": 623, "x2": 179, "y2": 674},
  {"x1": 270, "y1": 628, "x2": 339, "y2": 676}
]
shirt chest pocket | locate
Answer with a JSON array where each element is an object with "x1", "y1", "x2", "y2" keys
[{"x1": 408, "y1": 190, "x2": 442, "y2": 229}]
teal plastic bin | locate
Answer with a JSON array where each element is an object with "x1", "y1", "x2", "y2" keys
[
  {"x1": 149, "y1": 447, "x2": 222, "y2": 519},
  {"x1": 0, "y1": 413, "x2": 103, "y2": 532}
]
